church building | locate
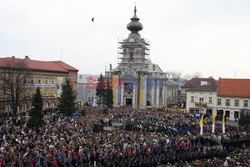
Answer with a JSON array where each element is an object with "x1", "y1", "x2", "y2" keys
[{"x1": 105, "y1": 7, "x2": 176, "y2": 109}]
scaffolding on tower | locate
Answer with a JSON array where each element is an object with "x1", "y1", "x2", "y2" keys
[{"x1": 117, "y1": 37, "x2": 151, "y2": 66}]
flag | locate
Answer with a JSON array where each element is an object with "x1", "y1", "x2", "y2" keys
[
  {"x1": 222, "y1": 112, "x2": 225, "y2": 134},
  {"x1": 212, "y1": 114, "x2": 216, "y2": 133},
  {"x1": 199, "y1": 113, "x2": 204, "y2": 135}
]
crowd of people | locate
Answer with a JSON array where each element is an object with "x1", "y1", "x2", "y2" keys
[{"x1": 0, "y1": 107, "x2": 249, "y2": 166}]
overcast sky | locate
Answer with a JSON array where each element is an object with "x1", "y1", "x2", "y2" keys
[{"x1": 0, "y1": 0, "x2": 250, "y2": 79}]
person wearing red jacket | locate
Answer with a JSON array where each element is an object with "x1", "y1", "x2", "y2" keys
[{"x1": 53, "y1": 157, "x2": 58, "y2": 167}]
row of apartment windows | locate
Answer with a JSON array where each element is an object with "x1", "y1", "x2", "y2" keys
[
  {"x1": 5, "y1": 101, "x2": 55, "y2": 112},
  {"x1": 27, "y1": 77, "x2": 55, "y2": 84},
  {"x1": 217, "y1": 99, "x2": 249, "y2": 107},
  {"x1": 224, "y1": 110, "x2": 239, "y2": 119},
  {"x1": 190, "y1": 96, "x2": 213, "y2": 103}
]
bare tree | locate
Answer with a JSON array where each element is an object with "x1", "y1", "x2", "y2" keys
[
  {"x1": 166, "y1": 71, "x2": 181, "y2": 82},
  {"x1": 193, "y1": 72, "x2": 202, "y2": 78},
  {"x1": 0, "y1": 58, "x2": 31, "y2": 114},
  {"x1": 183, "y1": 72, "x2": 202, "y2": 80},
  {"x1": 183, "y1": 74, "x2": 192, "y2": 80}
]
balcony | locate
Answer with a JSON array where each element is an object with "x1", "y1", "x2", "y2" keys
[{"x1": 195, "y1": 102, "x2": 207, "y2": 108}]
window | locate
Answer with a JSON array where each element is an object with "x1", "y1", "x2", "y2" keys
[
  {"x1": 226, "y1": 99, "x2": 230, "y2": 106},
  {"x1": 234, "y1": 100, "x2": 239, "y2": 107},
  {"x1": 191, "y1": 96, "x2": 194, "y2": 103},
  {"x1": 38, "y1": 77, "x2": 42, "y2": 84},
  {"x1": 201, "y1": 81, "x2": 208, "y2": 86},
  {"x1": 50, "y1": 78, "x2": 55, "y2": 84},
  {"x1": 209, "y1": 97, "x2": 212, "y2": 103},
  {"x1": 45, "y1": 77, "x2": 48, "y2": 84},
  {"x1": 199, "y1": 97, "x2": 204, "y2": 102},
  {"x1": 225, "y1": 110, "x2": 230, "y2": 118},
  {"x1": 44, "y1": 102, "x2": 49, "y2": 109},
  {"x1": 50, "y1": 102, "x2": 55, "y2": 108},
  {"x1": 244, "y1": 100, "x2": 248, "y2": 107},
  {"x1": 88, "y1": 97, "x2": 91, "y2": 101},
  {"x1": 206, "y1": 109, "x2": 213, "y2": 115},
  {"x1": 30, "y1": 77, "x2": 34, "y2": 84},
  {"x1": 217, "y1": 99, "x2": 221, "y2": 105},
  {"x1": 5, "y1": 105, "x2": 11, "y2": 112},
  {"x1": 22, "y1": 104, "x2": 27, "y2": 112},
  {"x1": 92, "y1": 97, "x2": 94, "y2": 101},
  {"x1": 234, "y1": 111, "x2": 239, "y2": 119},
  {"x1": 129, "y1": 50, "x2": 133, "y2": 60}
]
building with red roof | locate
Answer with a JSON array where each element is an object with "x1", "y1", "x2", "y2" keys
[
  {"x1": 0, "y1": 56, "x2": 78, "y2": 112},
  {"x1": 217, "y1": 78, "x2": 250, "y2": 121}
]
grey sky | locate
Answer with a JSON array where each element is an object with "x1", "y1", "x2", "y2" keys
[{"x1": 0, "y1": 0, "x2": 250, "y2": 79}]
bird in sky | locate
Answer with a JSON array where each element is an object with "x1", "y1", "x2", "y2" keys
[{"x1": 91, "y1": 17, "x2": 94, "y2": 22}]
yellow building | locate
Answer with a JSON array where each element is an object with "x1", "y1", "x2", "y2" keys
[{"x1": 0, "y1": 56, "x2": 78, "y2": 112}]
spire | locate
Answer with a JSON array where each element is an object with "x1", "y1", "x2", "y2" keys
[
  {"x1": 127, "y1": 6, "x2": 143, "y2": 33},
  {"x1": 134, "y1": 5, "x2": 137, "y2": 16}
]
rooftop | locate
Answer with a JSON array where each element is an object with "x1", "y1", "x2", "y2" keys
[
  {"x1": 182, "y1": 77, "x2": 217, "y2": 92},
  {"x1": 0, "y1": 56, "x2": 78, "y2": 73},
  {"x1": 217, "y1": 78, "x2": 250, "y2": 98}
]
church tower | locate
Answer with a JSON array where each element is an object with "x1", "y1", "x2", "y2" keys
[
  {"x1": 106, "y1": 6, "x2": 166, "y2": 109},
  {"x1": 118, "y1": 6, "x2": 150, "y2": 72}
]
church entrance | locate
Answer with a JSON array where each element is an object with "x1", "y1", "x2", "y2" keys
[{"x1": 126, "y1": 98, "x2": 132, "y2": 106}]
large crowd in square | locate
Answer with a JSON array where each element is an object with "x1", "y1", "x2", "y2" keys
[{"x1": 0, "y1": 107, "x2": 249, "y2": 167}]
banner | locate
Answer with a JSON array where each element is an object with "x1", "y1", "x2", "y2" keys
[
  {"x1": 212, "y1": 114, "x2": 216, "y2": 133},
  {"x1": 222, "y1": 112, "x2": 225, "y2": 134},
  {"x1": 199, "y1": 113, "x2": 204, "y2": 135}
]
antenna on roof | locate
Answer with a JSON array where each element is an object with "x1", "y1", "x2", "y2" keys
[{"x1": 60, "y1": 49, "x2": 63, "y2": 61}]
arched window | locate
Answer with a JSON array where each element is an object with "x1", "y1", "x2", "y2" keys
[
  {"x1": 22, "y1": 104, "x2": 27, "y2": 112},
  {"x1": 130, "y1": 50, "x2": 133, "y2": 60},
  {"x1": 44, "y1": 102, "x2": 49, "y2": 109},
  {"x1": 5, "y1": 105, "x2": 11, "y2": 112},
  {"x1": 50, "y1": 102, "x2": 55, "y2": 108}
]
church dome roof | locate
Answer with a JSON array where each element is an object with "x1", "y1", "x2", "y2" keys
[{"x1": 127, "y1": 6, "x2": 143, "y2": 33}]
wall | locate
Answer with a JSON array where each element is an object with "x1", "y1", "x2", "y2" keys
[
  {"x1": 217, "y1": 96, "x2": 250, "y2": 121},
  {"x1": 186, "y1": 91, "x2": 217, "y2": 113}
]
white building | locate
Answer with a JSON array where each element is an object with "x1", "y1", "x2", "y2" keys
[
  {"x1": 105, "y1": 7, "x2": 171, "y2": 109},
  {"x1": 77, "y1": 74, "x2": 99, "y2": 106},
  {"x1": 185, "y1": 77, "x2": 217, "y2": 114},
  {"x1": 217, "y1": 78, "x2": 250, "y2": 121}
]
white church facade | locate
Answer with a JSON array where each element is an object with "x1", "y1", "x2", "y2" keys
[{"x1": 105, "y1": 7, "x2": 178, "y2": 109}]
